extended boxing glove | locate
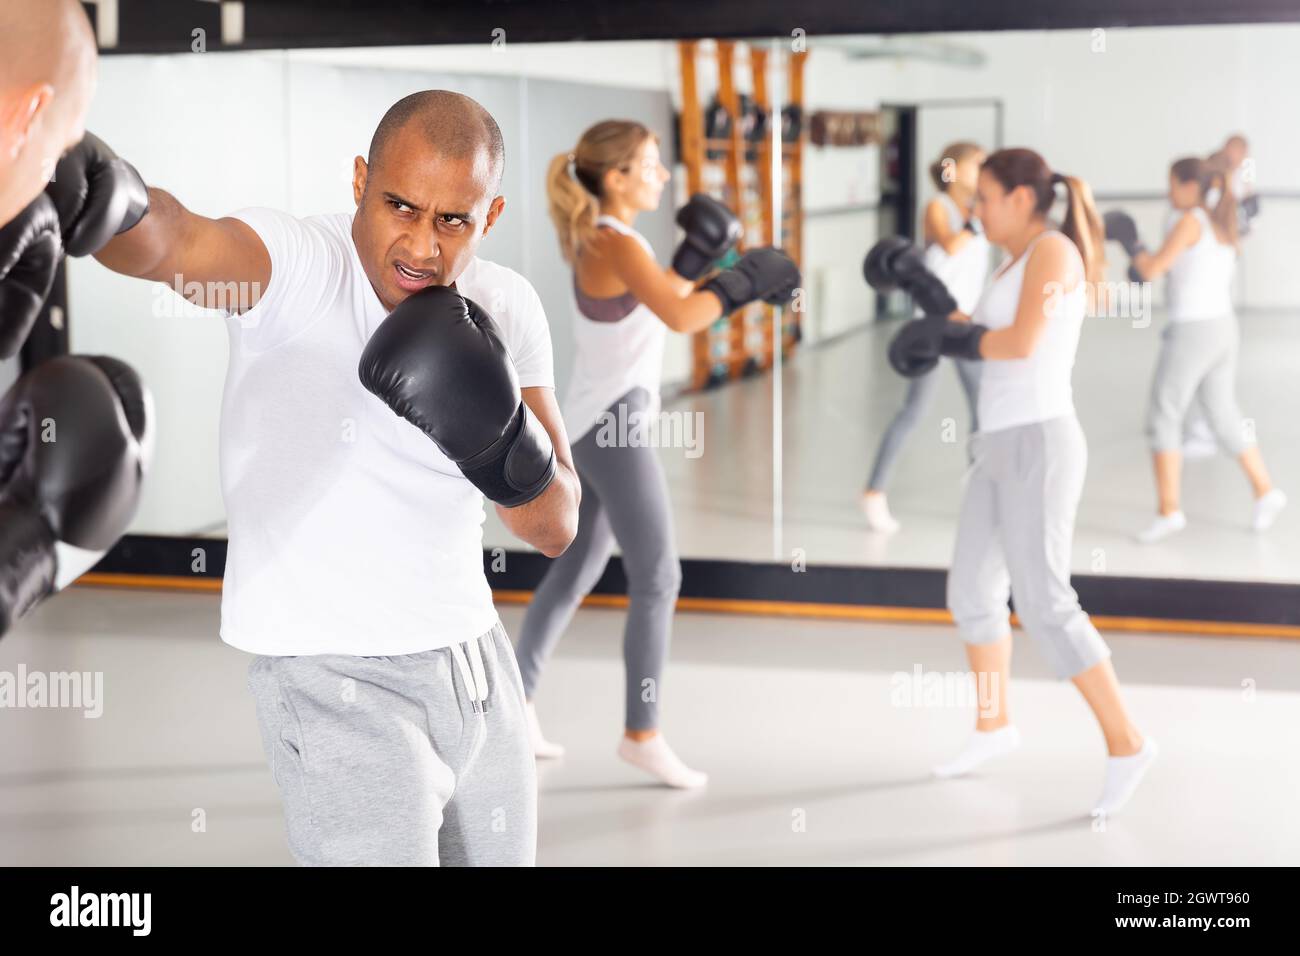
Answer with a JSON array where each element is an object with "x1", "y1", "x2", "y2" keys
[
  {"x1": 45, "y1": 132, "x2": 149, "y2": 257},
  {"x1": 0, "y1": 356, "x2": 154, "y2": 637},
  {"x1": 701, "y1": 246, "x2": 801, "y2": 315},
  {"x1": 359, "y1": 286, "x2": 556, "y2": 507},
  {"x1": 0, "y1": 194, "x2": 62, "y2": 359},
  {"x1": 672, "y1": 194, "x2": 743, "y2": 280}
]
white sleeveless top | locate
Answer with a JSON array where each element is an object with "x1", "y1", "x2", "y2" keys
[
  {"x1": 561, "y1": 215, "x2": 668, "y2": 441},
  {"x1": 1165, "y1": 206, "x2": 1236, "y2": 323},
  {"x1": 917, "y1": 192, "x2": 991, "y2": 316},
  {"x1": 971, "y1": 230, "x2": 1086, "y2": 433}
]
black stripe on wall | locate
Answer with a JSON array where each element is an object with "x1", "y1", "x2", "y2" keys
[
  {"x1": 93, "y1": 536, "x2": 1300, "y2": 628},
  {"x1": 89, "y1": 0, "x2": 1300, "y2": 55}
]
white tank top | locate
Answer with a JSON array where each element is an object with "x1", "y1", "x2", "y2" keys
[
  {"x1": 1165, "y1": 207, "x2": 1236, "y2": 323},
  {"x1": 561, "y1": 215, "x2": 667, "y2": 441},
  {"x1": 916, "y1": 192, "x2": 991, "y2": 316},
  {"x1": 972, "y1": 230, "x2": 1085, "y2": 433}
]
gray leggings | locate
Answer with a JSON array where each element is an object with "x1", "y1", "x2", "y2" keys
[
  {"x1": 867, "y1": 357, "x2": 982, "y2": 491},
  {"x1": 515, "y1": 387, "x2": 682, "y2": 731},
  {"x1": 1147, "y1": 317, "x2": 1249, "y2": 455}
]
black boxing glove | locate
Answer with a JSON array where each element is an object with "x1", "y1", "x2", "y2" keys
[
  {"x1": 701, "y1": 246, "x2": 801, "y2": 315},
  {"x1": 359, "y1": 286, "x2": 556, "y2": 507},
  {"x1": 45, "y1": 132, "x2": 149, "y2": 257},
  {"x1": 0, "y1": 356, "x2": 153, "y2": 638},
  {"x1": 888, "y1": 315, "x2": 987, "y2": 378},
  {"x1": 0, "y1": 194, "x2": 62, "y2": 359},
  {"x1": 672, "y1": 194, "x2": 743, "y2": 280},
  {"x1": 863, "y1": 237, "x2": 958, "y2": 318},
  {"x1": 1102, "y1": 210, "x2": 1146, "y2": 259}
]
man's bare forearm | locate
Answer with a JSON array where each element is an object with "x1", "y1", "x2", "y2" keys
[
  {"x1": 495, "y1": 463, "x2": 580, "y2": 558},
  {"x1": 93, "y1": 187, "x2": 191, "y2": 281}
]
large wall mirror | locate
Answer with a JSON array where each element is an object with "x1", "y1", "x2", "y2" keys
[{"x1": 55, "y1": 19, "x2": 1299, "y2": 618}]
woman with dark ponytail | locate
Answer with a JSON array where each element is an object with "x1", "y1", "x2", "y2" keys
[
  {"x1": 1114, "y1": 156, "x2": 1285, "y2": 542},
  {"x1": 515, "y1": 120, "x2": 799, "y2": 787},
  {"x1": 918, "y1": 148, "x2": 1156, "y2": 817},
  {"x1": 862, "y1": 141, "x2": 990, "y2": 533}
]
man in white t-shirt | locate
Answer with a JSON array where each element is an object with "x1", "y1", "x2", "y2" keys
[{"x1": 92, "y1": 90, "x2": 581, "y2": 866}]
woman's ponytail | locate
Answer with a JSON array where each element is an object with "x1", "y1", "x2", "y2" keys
[
  {"x1": 545, "y1": 120, "x2": 654, "y2": 264},
  {"x1": 546, "y1": 151, "x2": 597, "y2": 265}
]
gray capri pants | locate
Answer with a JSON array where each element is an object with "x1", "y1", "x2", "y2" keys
[
  {"x1": 867, "y1": 357, "x2": 982, "y2": 491},
  {"x1": 1148, "y1": 316, "x2": 1250, "y2": 455},
  {"x1": 248, "y1": 621, "x2": 536, "y2": 866},
  {"x1": 515, "y1": 386, "x2": 682, "y2": 731},
  {"x1": 946, "y1": 414, "x2": 1110, "y2": 679}
]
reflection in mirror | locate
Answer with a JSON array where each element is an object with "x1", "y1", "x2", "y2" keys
[{"x1": 783, "y1": 25, "x2": 1298, "y2": 582}]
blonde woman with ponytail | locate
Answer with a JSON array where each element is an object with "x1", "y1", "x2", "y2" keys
[
  {"x1": 516, "y1": 119, "x2": 800, "y2": 787},
  {"x1": 873, "y1": 147, "x2": 1156, "y2": 817},
  {"x1": 1106, "y1": 157, "x2": 1285, "y2": 543}
]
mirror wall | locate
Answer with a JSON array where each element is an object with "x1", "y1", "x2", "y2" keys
[{"x1": 66, "y1": 24, "x2": 1299, "y2": 584}]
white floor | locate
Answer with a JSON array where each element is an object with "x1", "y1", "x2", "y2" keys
[{"x1": 2, "y1": 587, "x2": 1297, "y2": 866}]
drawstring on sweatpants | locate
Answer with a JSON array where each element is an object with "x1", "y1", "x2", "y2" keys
[{"x1": 449, "y1": 637, "x2": 491, "y2": 714}]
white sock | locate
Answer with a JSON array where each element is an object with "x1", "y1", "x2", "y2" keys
[
  {"x1": 617, "y1": 734, "x2": 707, "y2": 789},
  {"x1": 526, "y1": 701, "x2": 565, "y2": 759},
  {"x1": 1136, "y1": 510, "x2": 1187, "y2": 544},
  {"x1": 861, "y1": 492, "x2": 901, "y2": 534},
  {"x1": 1252, "y1": 489, "x2": 1287, "y2": 532},
  {"x1": 933, "y1": 725, "x2": 1021, "y2": 778},
  {"x1": 1094, "y1": 738, "x2": 1159, "y2": 817}
]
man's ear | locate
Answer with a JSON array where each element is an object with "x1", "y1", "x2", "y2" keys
[
  {"x1": 0, "y1": 84, "x2": 52, "y2": 161},
  {"x1": 481, "y1": 195, "x2": 506, "y2": 238},
  {"x1": 352, "y1": 156, "x2": 368, "y2": 206}
]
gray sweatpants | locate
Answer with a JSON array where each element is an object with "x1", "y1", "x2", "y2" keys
[
  {"x1": 947, "y1": 415, "x2": 1110, "y2": 679},
  {"x1": 1148, "y1": 316, "x2": 1249, "y2": 455},
  {"x1": 248, "y1": 621, "x2": 536, "y2": 866},
  {"x1": 515, "y1": 386, "x2": 682, "y2": 731},
  {"x1": 867, "y1": 357, "x2": 982, "y2": 491}
]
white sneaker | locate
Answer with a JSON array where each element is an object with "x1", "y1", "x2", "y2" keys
[
  {"x1": 1136, "y1": 511, "x2": 1187, "y2": 544},
  {"x1": 1253, "y1": 489, "x2": 1287, "y2": 532},
  {"x1": 617, "y1": 734, "x2": 707, "y2": 789},
  {"x1": 861, "y1": 492, "x2": 900, "y2": 534},
  {"x1": 527, "y1": 701, "x2": 565, "y2": 759}
]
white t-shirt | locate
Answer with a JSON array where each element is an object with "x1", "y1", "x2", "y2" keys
[{"x1": 218, "y1": 208, "x2": 554, "y2": 656}]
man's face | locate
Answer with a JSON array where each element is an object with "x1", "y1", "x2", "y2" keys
[{"x1": 351, "y1": 123, "x2": 503, "y2": 313}]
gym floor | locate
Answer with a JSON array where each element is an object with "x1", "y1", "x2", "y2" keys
[{"x1": 3, "y1": 587, "x2": 1295, "y2": 866}]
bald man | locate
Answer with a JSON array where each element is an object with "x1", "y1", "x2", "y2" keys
[
  {"x1": 0, "y1": 0, "x2": 152, "y2": 644},
  {"x1": 0, "y1": 0, "x2": 97, "y2": 227},
  {"x1": 92, "y1": 90, "x2": 579, "y2": 866}
]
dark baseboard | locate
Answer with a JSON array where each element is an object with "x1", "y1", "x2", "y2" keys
[{"x1": 90, "y1": 535, "x2": 1300, "y2": 630}]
